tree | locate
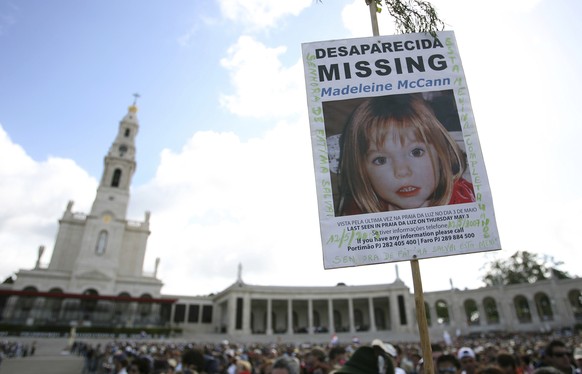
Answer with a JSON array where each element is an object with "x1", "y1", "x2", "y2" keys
[
  {"x1": 317, "y1": 0, "x2": 445, "y2": 36},
  {"x1": 367, "y1": 0, "x2": 445, "y2": 36},
  {"x1": 481, "y1": 251, "x2": 572, "y2": 286},
  {"x1": 2, "y1": 275, "x2": 14, "y2": 284}
]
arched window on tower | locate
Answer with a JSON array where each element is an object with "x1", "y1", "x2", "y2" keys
[
  {"x1": 124, "y1": 128, "x2": 130, "y2": 137},
  {"x1": 95, "y1": 230, "x2": 108, "y2": 256},
  {"x1": 111, "y1": 169, "x2": 122, "y2": 187}
]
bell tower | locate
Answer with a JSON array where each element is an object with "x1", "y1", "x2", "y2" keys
[
  {"x1": 90, "y1": 94, "x2": 139, "y2": 219},
  {"x1": 38, "y1": 95, "x2": 162, "y2": 295}
]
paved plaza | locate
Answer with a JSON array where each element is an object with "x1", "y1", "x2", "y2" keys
[
  {"x1": 1, "y1": 337, "x2": 84, "y2": 374},
  {"x1": 1, "y1": 355, "x2": 84, "y2": 374}
]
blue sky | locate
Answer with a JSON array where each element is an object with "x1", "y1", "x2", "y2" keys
[{"x1": 1, "y1": 0, "x2": 581, "y2": 296}]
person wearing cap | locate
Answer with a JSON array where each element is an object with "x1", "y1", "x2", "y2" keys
[
  {"x1": 457, "y1": 347, "x2": 478, "y2": 374},
  {"x1": 371, "y1": 340, "x2": 404, "y2": 374},
  {"x1": 336, "y1": 346, "x2": 394, "y2": 374}
]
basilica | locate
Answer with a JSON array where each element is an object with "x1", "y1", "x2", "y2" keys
[{"x1": 0, "y1": 102, "x2": 580, "y2": 343}]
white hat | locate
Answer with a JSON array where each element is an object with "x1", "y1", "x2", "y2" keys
[
  {"x1": 371, "y1": 339, "x2": 397, "y2": 357},
  {"x1": 574, "y1": 347, "x2": 582, "y2": 360},
  {"x1": 457, "y1": 347, "x2": 476, "y2": 359}
]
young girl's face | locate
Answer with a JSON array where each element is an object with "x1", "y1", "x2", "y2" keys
[{"x1": 365, "y1": 126, "x2": 437, "y2": 210}]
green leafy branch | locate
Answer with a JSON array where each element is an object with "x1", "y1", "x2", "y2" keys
[{"x1": 366, "y1": 0, "x2": 445, "y2": 37}]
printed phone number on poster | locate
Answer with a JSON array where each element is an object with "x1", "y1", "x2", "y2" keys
[{"x1": 326, "y1": 207, "x2": 481, "y2": 250}]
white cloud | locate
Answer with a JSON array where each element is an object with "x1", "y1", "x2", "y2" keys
[
  {"x1": 219, "y1": 36, "x2": 305, "y2": 120},
  {"x1": 0, "y1": 125, "x2": 96, "y2": 280},
  {"x1": 217, "y1": 0, "x2": 312, "y2": 30},
  {"x1": 131, "y1": 119, "x2": 326, "y2": 295}
]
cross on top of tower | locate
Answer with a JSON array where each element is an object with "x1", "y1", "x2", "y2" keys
[{"x1": 129, "y1": 93, "x2": 140, "y2": 113}]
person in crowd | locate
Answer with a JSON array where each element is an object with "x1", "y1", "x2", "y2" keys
[
  {"x1": 181, "y1": 348, "x2": 207, "y2": 374},
  {"x1": 457, "y1": 347, "x2": 479, "y2": 374},
  {"x1": 496, "y1": 353, "x2": 517, "y2": 374},
  {"x1": 328, "y1": 346, "x2": 347, "y2": 373},
  {"x1": 129, "y1": 356, "x2": 152, "y2": 374},
  {"x1": 336, "y1": 346, "x2": 394, "y2": 374},
  {"x1": 304, "y1": 347, "x2": 331, "y2": 374},
  {"x1": 113, "y1": 351, "x2": 129, "y2": 374},
  {"x1": 572, "y1": 347, "x2": 582, "y2": 372},
  {"x1": 392, "y1": 344, "x2": 407, "y2": 374},
  {"x1": 436, "y1": 354, "x2": 461, "y2": 374},
  {"x1": 272, "y1": 356, "x2": 301, "y2": 374},
  {"x1": 539, "y1": 340, "x2": 576, "y2": 374}
]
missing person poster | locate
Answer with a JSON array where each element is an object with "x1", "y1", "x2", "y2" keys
[{"x1": 302, "y1": 31, "x2": 501, "y2": 269}]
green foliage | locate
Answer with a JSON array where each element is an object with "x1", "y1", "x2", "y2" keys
[
  {"x1": 368, "y1": 0, "x2": 445, "y2": 36},
  {"x1": 482, "y1": 251, "x2": 572, "y2": 286}
]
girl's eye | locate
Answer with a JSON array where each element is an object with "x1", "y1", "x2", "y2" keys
[
  {"x1": 410, "y1": 147, "x2": 425, "y2": 157},
  {"x1": 372, "y1": 156, "x2": 387, "y2": 165}
]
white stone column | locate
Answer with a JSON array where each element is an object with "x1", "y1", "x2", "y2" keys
[
  {"x1": 348, "y1": 298, "x2": 355, "y2": 333},
  {"x1": 424, "y1": 301, "x2": 433, "y2": 328},
  {"x1": 328, "y1": 299, "x2": 334, "y2": 333},
  {"x1": 287, "y1": 299, "x2": 293, "y2": 334},
  {"x1": 267, "y1": 299, "x2": 273, "y2": 335},
  {"x1": 528, "y1": 296, "x2": 541, "y2": 325},
  {"x1": 494, "y1": 288, "x2": 515, "y2": 329},
  {"x1": 227, "y1": 295, "x2": 237, "y2": 334},
  {"x1": 476, "y1": 301, "x2": 486, "y2": 327},
  {"x1": 242, "y1": 294, "x2": 252, "y2": 334},
  {"x1": 242, "y1": 294, "x2": 251, "y2": 335},
  {"x1": 368, "y1": 298, "x2": 377, "y2": 332},
  {"x1": 308, "y1": 299, "x2": 314, "y2": 334},
  {"x1": 128, "y1": 302, "x2": 138, "y2": 327},
  {"x1": 389, "y1": 295, "x2": 399, "y2": 331},
  {"x1": 151, "y1": 303, "x2": 161, "y2": 325}
]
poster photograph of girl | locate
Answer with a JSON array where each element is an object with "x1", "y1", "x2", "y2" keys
[{"x1": 323, "y1": 90, "x2": 475, "y2": 217}]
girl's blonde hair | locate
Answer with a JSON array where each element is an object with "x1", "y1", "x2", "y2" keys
[{"x1": 339, "y1": 93, "x2": 467, "y2": 214}]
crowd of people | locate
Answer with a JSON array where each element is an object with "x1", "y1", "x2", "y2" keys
[{"x1": 62, "y1": 331, "x2": 582, "y2": 374}]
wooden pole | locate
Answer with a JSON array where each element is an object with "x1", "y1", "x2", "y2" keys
[
  {"x1": 411, "y1": 259, "x2": 434, "y2": 374},
  {"x1": 365, "y1": 3, "x2": 434, "y2": 372},
  {"x1": 368, "y1": 1, "x2": 380, "y2": 37}
]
